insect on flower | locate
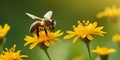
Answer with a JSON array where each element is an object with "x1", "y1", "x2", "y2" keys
[{"x1": 26, "y1": 11, "x2": 56, "y2": 37}]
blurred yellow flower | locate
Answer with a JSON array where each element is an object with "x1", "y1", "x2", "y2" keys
[
  {"x1": 97, "y1": 5, "x2": 120, "y2": 22},
  {"x1": 92, "y1": 46, "x2": 116, "y2": 55},
  {"x1": 24, "y1": 30, "x2": 63, "y2": 49},
  {"x1": 64, "y1": 20, "x2": 106, "y2": 44},
  {"x1": 112, "y1": 34, "x2": 120, "y2": 42},
  {"x1": 0, "y1": 44, "x2": 28, "y2": 60},
  {"x1": 0, "y1": 24, "x2": 10, "y2": 39}
]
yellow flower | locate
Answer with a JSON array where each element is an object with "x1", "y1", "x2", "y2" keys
[
  {"x1": 0, "y1": 44, "x2": 28, "y2": 60},
  {"x1": 112, "y1": 33, "x2": 120, "y2": 42},
  {"x1": 97, "y1": 5, "x2": 120, "y2": 22},
  {"x1": 24, "y1": 30, "x2": 63, "y2": 49},
  {"x1": 92, "y1": 46, "x2": 116, "y2": 56},
  {"x1": 64, "y1": 20, "x2": 106, "y2": 44},
  {"x1": 0, "y1": 24, "x2": 10, "y2": 39}
]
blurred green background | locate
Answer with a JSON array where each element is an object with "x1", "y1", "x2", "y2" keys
[{"x1": 0, "y1": 0, "x2": 120, "y2": 60}]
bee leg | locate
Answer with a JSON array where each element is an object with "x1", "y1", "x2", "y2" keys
[
  {"x1": 36, "y1": 27, "x2": 39, "y2": 37},
  {"x1": 49, "y1": 27, "x2": 53, "y2": 32},
  {"x1": 44, "y1": 28, "x2": 48, "y2": 36}
]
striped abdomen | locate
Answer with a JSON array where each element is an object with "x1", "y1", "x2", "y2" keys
[{"x1": 29, "y1": 21, "x2": 42, "y2": 33}]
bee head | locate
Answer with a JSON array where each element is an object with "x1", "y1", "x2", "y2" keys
[{"x1": 51, "y1": 20, "x2": 56, "y2": 27}]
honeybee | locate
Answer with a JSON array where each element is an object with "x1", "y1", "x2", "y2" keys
[{"x1": 26, "y1": 11, "x2": 56, "y2": 37}]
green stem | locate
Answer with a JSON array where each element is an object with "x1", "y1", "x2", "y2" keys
[
  {"x1": 85, "y1": 41, "x2": 91, "y2": 60},
  {"x1": 43, "y1": 48, "x2": 51, "y2": 60},
  {"x1": 0, "y1": 37, "x2": 6, "y2": 53},
  {"x1": 38, "y1": 44, "x2": 52, "y2": 60},
  {"x1": 100, "y1": 55, "x2": 108, "y2": 60},
  {"x1": 81, "y1": 38, "x2": 91, "y2": 60}
]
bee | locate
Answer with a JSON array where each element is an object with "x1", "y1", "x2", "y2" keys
[{"x1": 26, "y1": 11, "x2": 56, "y2": 37}]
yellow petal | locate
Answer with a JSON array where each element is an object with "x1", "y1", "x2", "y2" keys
[
  {"x1": 64, "y1": 34, "x2": 75, "y2": 39},
  {"x1": 92, "y1": 22, "x2": 97, "y2": 29},
  {"x1": 24, "y1": 36, "x2": 34, "y2": 41},
  {"x1": 108, "y1": 49, "x2": 116, "y2": 53},
  {"x1": 86, "y1": 20, "x2": 90, "y2": 25},
  {"x1": 44, "y1": 41, "x2": 50, "y2": 46},
  {"x1": 72, "y1": 36, "x2": 80, "y2": 44},
  {"x1": 30, "y1": 43, "x2": 38, "y2": 49},
  {"x1": 3, "y1": 24, "x2": 10, "y2": 32},
  {"x1": 95, "y1": 26, "x2": 104, "y2": 31},
  {"x1": 0, "y1": 24, "x2": 10, "y2": 38},
  {"x1": 95, "y1": 33, "x2": 104, "y2": 37},
  {"x1": 87, "y1": 35, "x2": 93, "y2": 40},
  {"x1": 66, "y1": 31, "x2": 74, "y2": 34},
  {"x1": 55, "y1": 38, "x2": 61, "y2": 42},
  {"x1": 0, "y1": 25, "x2": 2, "y2": 30},
  {"x1": 54, "y1": 30, "x2": 61, "y2": 35},
  {"x1": 24, "y1": 41, "x2": 32, "y2": 46},
  {"x1": 20, "y1": 55, "x2": 28, "y2": 57},
  {"x1": 81, "y1": 35, "x2": 86, "y2": 38},
  {"x1": 55, "y1": 32, "x2": 63, "y2": 37}
]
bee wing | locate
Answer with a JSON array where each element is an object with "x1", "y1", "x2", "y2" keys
[
  {"x1": 25, "y1": 13, "x2": 42, "y2": 20},
  {"x1": 44, "y1": 11, "x2": 53, "y2": 19}
]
